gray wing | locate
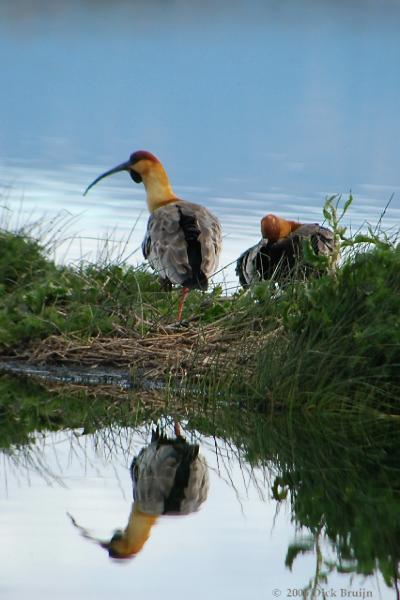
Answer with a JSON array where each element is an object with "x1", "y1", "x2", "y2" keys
[
  {"x1": 141, "y1": 227, "x2": 151, "y2": 259},
  {"x1": 289, "y1": 224, "x2": 336, "y2": 258},
  {"x1": 236, "y1": 239, "x2": 267, "y2": 287},
  {"x1": 143, "y1": 201, "x2": 222, "y2": 286},
  {"x1": 180, "y1": 454, "x2": 209, "y2": 514},
  {"x1": 132, "y1": 444, "x2": 180, "y2": 515},
  {"x1": 187, "y1": 201, "x2": 222, "y2": 278},
  {"x1": 236, "y1": 224, "x2": 336, "y2": 287},
  {"x1": 132, "y1": 442, "x2": 209, "y2": 515}
]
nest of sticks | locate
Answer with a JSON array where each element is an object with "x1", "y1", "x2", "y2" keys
[{"x1": 2, "y1": 318, "x2": 280, "y2": 387}]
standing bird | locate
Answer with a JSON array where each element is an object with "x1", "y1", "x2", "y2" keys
[
  {"x1": 84, "y1": 151, "x2": 222, "y2": 320},
  {"x1": 236, "y1": 213, "x2": 336, "y2": 288}
]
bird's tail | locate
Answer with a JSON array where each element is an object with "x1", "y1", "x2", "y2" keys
[{"x1": 182, "y1": 270, "x2": 208, "y2": 291}]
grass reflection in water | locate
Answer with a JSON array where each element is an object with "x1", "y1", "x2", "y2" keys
[{"x1": 0, "y1": 374, "x2": 399, "y2": 596}]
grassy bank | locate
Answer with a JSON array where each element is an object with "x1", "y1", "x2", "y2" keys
[{"x1": 0, "y1": 198, "x2": 399, "y2": 413}]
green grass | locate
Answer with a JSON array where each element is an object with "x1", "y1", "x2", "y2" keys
[
  {"x1": 0, "y1": 228, "x2": 233, "y2": 346},
  {"x1": 231, "y1": 195, "x2": 400, "y2": 413},
  {"x1": 0, "y1": 373, "x2": 147, "y2": 449},
  {"x1": 0, "y1": 197, "x2": 399, "y2": 414},
  {"x1": 247, "y1": 243, "x2": 400, "y2": 412},
  {"x1": 1, "y1": 196, "x2": 399, "y2": 591}
]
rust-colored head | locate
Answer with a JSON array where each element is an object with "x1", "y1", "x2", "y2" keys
[
  {"x1": 261, "y1": 214, "x2": 302, "y2": 242},
  {"x1": 83, "y1": 149, "x2": 176, "y2": 212},
  {"x1": 129, "y1": 150, "x2": 159, "y2": 165},
  {"x1": 127, "y1": 150, "x2": 161, "y2": 182}
]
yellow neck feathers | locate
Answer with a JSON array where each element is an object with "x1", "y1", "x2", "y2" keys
[
  {"x1": 141, "y1": 161, "x2": 178, "y2": 212},
  {"x1": 108, "y1": 503, "x2": 158, "y2": 559}
]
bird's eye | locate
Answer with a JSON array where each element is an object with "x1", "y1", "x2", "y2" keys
[
  {"x1": 111, "y1": 530, "x2": 124, "y2": 542},
  {"x1": 130, "y1": 170, "x2": 142, "y2": 184}
]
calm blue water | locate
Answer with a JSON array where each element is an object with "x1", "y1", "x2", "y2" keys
[{"x1": 1, "y1": 0, "x2": 399, "y2": 285}]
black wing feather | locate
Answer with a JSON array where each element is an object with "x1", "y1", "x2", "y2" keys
[{"x1": 178, "y1": 207, "x2": 207, "y2": 290}]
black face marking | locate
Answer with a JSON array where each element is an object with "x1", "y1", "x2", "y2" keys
[
  {"x1": 130, "y1": 170, "x2": 142, "y2": 184},
  {"x1": 110, "y1": 531, "x2": 123, "y2": 542}
]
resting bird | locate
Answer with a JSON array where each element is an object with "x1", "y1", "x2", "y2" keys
[
  {"x1": 68, "y1": 424, "x2": 209, "y2": 560},
  {"x1": 236, "y1": 213, "x2": 336, "y2": 288},
  {"x1": 84, "y1": 150, "x2": 222, "y2": 320}
]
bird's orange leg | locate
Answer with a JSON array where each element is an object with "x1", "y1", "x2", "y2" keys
[
  {"x1": 174, "y1": 421, "x2": 182, "y2": 437},
  {"x1": 177, "y1": 287, "x2": 189, "y2": 321}
]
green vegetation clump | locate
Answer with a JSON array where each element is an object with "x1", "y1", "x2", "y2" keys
[
  {"x1": 250, "y1": 243, "x2": 400, "y2": 411},
  {"x1": 0, "y1": 227, "x2": 234, "y2": 348},
  {"x1": 0, "y1": 230, "x2": 208, "y2": 346},
  {"x1": 1, "y1": 200, "x2": 399, "y2": 593},
  {"x1": 0, "y1": 374, "x2": 144, "y2": 449},
  {"x1": 215, "y1": 412, "x2": 400, "y2": 591},
  {"x1": 0, "y1": 197, "x2": 399, "y2": 413},
  {"x1": 0, "y1": 231, "x2": 50, "y2": 292}
]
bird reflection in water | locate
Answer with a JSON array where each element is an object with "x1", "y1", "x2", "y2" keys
[{"x1": 68, "y1": 423, "x2": 209, "y2": 560}]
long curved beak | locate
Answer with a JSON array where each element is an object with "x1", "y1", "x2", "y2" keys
[
  {"x1": 83, "y1": 160, "x2": 131, "y2": 196},
  {"x1": 67, "y1": 512, "x2": 109, "y2": 547}
]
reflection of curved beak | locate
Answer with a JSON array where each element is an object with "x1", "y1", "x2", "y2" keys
[
  {"x1": 67, "y1": 512, "x2": 110, "y2": 547},
  {"x1": 106, "y1": 507, "x2": 158, "y2": 560},
  {"x1": 83, "y1": 160, "x2": 131, "y2": 196},
  {"x1": 68, "y1": 506, "x2": 158, "y2": 561}
]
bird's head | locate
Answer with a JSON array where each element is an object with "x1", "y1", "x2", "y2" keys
[
  {"x1": 261, "y1": 214, "x2": 302, "y2": 242},
  {"x1": 83, "y1": 150, "x2": 176, "y2": 212},
  {"x1": 103, "y1": 529, "x2": 135, "y2": 560},
  {"x1": 83, "y1": 150, "x2": 162, "y2": 195},
  {"x1": 127, "y1": 150, "x2": 162, "y2": 183},
  {"x1": 68, "y1": 507, "x2": 157, "y2": 562}
]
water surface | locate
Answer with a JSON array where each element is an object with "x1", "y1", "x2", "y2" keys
[
  {"x1": 0, "y1": 383, "x2": 399, "y2": 600},
  {"x1": 0, "y1": 1, "x2": 399, "y2": 285},
  {"x1": 0, "y1": 427, "x2": 394, "y2": 600}
]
